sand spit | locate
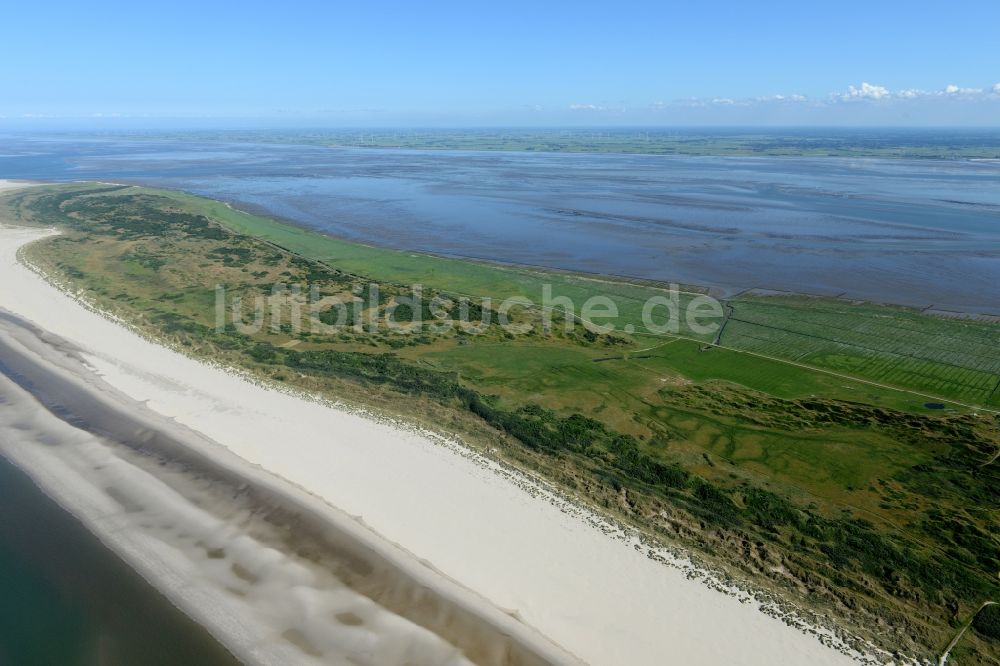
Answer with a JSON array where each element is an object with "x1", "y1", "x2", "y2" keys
[{"x1": 0, "y1": 192, "x2": 870, "y2": 664}]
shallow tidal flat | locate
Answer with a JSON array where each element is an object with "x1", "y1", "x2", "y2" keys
[{"x1": 1, "y1": 138, "x2": 999, "y2": 312}]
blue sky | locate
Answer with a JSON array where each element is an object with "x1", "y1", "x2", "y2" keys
[{"x1": 2, "y1": 0, "x2": 999, "y2": 126}]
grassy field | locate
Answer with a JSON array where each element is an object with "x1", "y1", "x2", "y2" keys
[
  {"x1": 161, "y1": 186, "x2": 1000, "y2": 413},
  {"x1": 722, "y1": 296, "x2": 1000, "y2": 408},
  {"x1": 4, "y1": 183, "x2": 999, "y2": 663}
]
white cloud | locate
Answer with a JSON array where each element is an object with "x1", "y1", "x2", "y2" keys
[
  {"x1": 569, "y1": 103, "x2": 604, "y2": 111},
  {"x1": 944, "y1": 84, "x2": 982, "y2": 95},
  {"x1": 643, "y1": 80, "x2": 1000, "y2": 115},
  {"x1": 833, "y1": 81, "x2": 995, "y2": 102},
  {"x1": 841, "y1": 82, "x2": 891, "y2": 100},
  {"x1": 751, "y1": 94, "x2": 808, "y2": 103}
]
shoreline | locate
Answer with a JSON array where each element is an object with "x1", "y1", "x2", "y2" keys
[
  {"x1": 0, "y1": 181, "x2": 877, "y2": 664},
  {"x1": 0, "y1": 307, "x2": 574, "y2": 666},
  {"x1": 0, "y1": 452, "x2": 241, "y2": 666}
]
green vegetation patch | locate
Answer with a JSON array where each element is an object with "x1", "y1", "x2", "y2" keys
[{"x1": 722, "y1": 295, "x2": 1000, "y2": 407}]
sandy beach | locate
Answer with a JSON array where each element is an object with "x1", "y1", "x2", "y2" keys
[{"x1": 0, "y1": 181, "x2": 868, "y2": 665}]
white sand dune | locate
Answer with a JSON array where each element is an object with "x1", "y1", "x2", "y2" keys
[{"x1": 0, "y1": 183, "x2": 869, "y2": 665}]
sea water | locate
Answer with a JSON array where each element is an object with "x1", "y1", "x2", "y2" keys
[{"x1": 0, "y1": 133, "x2": 998, "y2": 311}]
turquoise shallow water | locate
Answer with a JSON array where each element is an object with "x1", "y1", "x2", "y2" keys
[{"x1": 0, "y1": 455, "x2": 237, "y2": 666}]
